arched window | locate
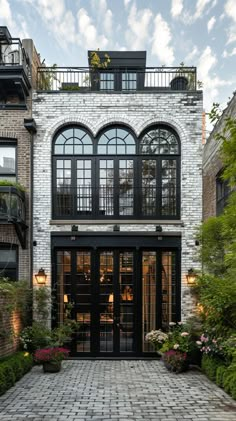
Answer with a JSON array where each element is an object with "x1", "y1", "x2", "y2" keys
[
  {"x1": 98, "y1": 128, "x2": 136, "y2": 154},
  {"x1": 54, "y1": 127, "x2": 93, "y2": 155},
  {"x1": 140, "y1": 127, "x2": 179, "y2": 155},
  {"x1": 52, "y1": 124, "x2": 180, "y2": 219}
]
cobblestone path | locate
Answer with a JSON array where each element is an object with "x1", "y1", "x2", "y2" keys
[{"x1": 0, "y1": 360, "x2": 236, "y2": 421}]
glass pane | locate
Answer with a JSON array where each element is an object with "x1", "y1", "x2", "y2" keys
[
  {"x1": 119, "y1": 160, "x2": 133, "y2": 216},
  {"x1": 142, "y1": 160, "x2": 156, "y2": 216},
  {"x1": 56, "y1": 251, "x2": 72, "y2": 327},
  {"x1": 99, "y1": 160, "x2": 114, "y2": 216},
  {"x1": 77, "y1": 160, "x2": 92, "y2": 214},
  {"x1": 76, "y1": 252, "x2": 91, "y2": 352},
  {"x1": 161, "y1": 160, "x2": 177, "y2": 216},
  {"x1": 142, "y1": 251, "x2": 156, "y2": 352},
  {"x1": 0, "y1": 249, "x2": 16, "y2": 262},
  {"x1": 119, "y1": 252, "x2": 134, "y2": 352},
  {"x1": 0, "y1": 147, "x2": 16, "y2": 174},
  {"x1": 100, "y1": 252, "x2": 114, "y2": 352},
  {"x1": 55, "y1": 160, "x2": 72, "y2": 216},
  {"x1": 162, "y1": 251, "x2": 176, "y2": 330}
]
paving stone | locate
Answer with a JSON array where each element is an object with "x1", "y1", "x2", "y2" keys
[{"x1": 0, "y1": 361, "x2": 236, "y2": 421}]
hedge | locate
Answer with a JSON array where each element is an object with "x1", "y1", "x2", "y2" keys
[
  {"x1": 0, "y1": 352, "x2": 33, "y2": 396},
  {"x1": 201, "y1": 354, "x2": 236, "y2": 400}
]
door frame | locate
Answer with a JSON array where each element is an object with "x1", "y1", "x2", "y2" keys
[{"x1": 51, "y1": 233, "x2": 181, "y2": 358}]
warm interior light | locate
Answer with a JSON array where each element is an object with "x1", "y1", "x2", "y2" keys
[
  {"x1": 186, "y1": 268, "x2": 197, "y2": 285},
  {"x1": 108, "y1": 293, "x2": 114, "y2": 303},
  {"x1": 35, "y1": 268, "x2": 47, "y2": 284},
  {"x1": 63, "y1": 294, "x2": 68, "y2": 303}
]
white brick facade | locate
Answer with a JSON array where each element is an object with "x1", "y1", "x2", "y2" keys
[{"x1": 33, "y1": 90, "x2": 203, "y2": 321}]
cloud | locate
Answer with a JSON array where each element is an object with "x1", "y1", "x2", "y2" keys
[
  {"x1": 77, "y1": 8, "x2": 108, "y2": 49},
  {"x1": 225, "y1": 0, "x2": 236, "y2": 22},
  {"x1": 176, "y1": 0, "x2": 212, "y2": 24},
  {"x1": 185, "y1": 46, "x2": 199, "y2": 64},
  {"x1": 124, "y1": 0, "x2": 131, "y2": 8},
  {"x1": 194, "y1": 0, "x2": 212, "y2": 19},
  {"x1": 222, "y1": 47, "x2": 236, "y2": 58},
  {"x1": 151, "y1": 14, "x2": 175, "y2": 65},
  {"x1": 171, "y1": 0, "x2": 183, "y2": 18},
  {"x1": 0, "y1": 0, "x2": 30, "y2": 39},
  {"x1": 207, "y1": 16, "x2": 216, "y2": 32},
  {"x1": 125, "y1": 3, "x2": 153, "y2": 50},
  {"x1": 197, "y1": 46, "x2": 234, "y2": 112},
  {"x1": 226, "y1": 25, "x2": 236, "y2": 45}
]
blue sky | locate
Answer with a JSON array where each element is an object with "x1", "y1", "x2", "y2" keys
[{"x1": 0, "y1": 0, "x2": 236, "y2": 129}]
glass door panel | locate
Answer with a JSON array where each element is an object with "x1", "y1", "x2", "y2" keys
[
  {"x1": 142, "y1": 160, "x2": 157, "y2": 216},
  {"x1": 142, "y1": 252, "x2": 156, "y2": 352},
  {"x1": 119, "y1": 252, "x2": 134, "y2": 352},
  {"x1": 119, "y1": 160, "x2": 134, "y2": 216},
  {"x1": 76, "y1": 251, "x2": 91, "y2": 352},
  {"x1": 56, "y1": 251, "x2": 72, "y2": 324},
  {"x1": 99, "y1": 251, "x2": 114, "y2": 352},
  {"x1": 162, "y1": 251, "x2": 176, "y2": 329},
  {"x1": 77, "y1": 160, "x2": 92, "y2": 215},
  {"x1": 99, "y1": 160, "x2": 114, "y2": 215}
]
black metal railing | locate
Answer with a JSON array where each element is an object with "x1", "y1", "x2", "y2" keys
[
  {"x1": 53, "y1": 185, "x2": 179, "y2": 219},
  {"x1": 0, "y1": 38, "x2": 30, "y2": 76},
  {"x1": 0, "y1": 186, "x2": 26, "y2": 222},
  {"x1": 37, "y1": 66, "x2": 197, "y2": 92}
]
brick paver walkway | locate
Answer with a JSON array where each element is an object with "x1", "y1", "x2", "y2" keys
[{"x1": 0, "y1": 360, "x2": 236, "y2": 421}]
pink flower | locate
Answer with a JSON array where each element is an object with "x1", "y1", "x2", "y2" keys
[{"x1": 212, "y1": 339, "x2": 217, "y2": 344}]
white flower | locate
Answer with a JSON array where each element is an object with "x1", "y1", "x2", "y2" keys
[
  {"x1": 196, "y1": 341, "x2": 202, "y2": 346},
  {"x1": 181, "y1": 332, "x2": 189, "y2": 337},
  {"x1": 169, "y1": 322, "x2": 176, "y2": 326},
  {"x1": 173, "y1": 343, "x2": 179, "y2": 349}
]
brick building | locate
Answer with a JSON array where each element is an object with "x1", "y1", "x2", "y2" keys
[
  {"x1": 32, "y1": 51, "x2": 203, "y2": 357},
  {"x1": 203, "y1": 92, "x2": 236, "y2": 220},
  {"x1": 0, "y1": 27, "x2": 39, "y2": 281}
]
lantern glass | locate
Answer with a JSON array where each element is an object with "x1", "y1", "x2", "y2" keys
[
  {"x1": 35, "y1": 268, "x2": 47, "y2": 285},
  {"x1": 186, "y1": 269, "x2": 196, "y2": 286}
]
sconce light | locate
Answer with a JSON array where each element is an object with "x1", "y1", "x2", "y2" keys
[
  {"x1": 35, "y1": 268, "x2": 47, "y2": 285},
  {"x1": 186, "y1": 268, "x2": 197, "y2": 286}
]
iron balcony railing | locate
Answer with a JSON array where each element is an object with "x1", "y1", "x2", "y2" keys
[
  {"x1": 0, "y1": 186, "x2": 26, "y2": 222},
  {"x1": 0, "y1": 38, "x2": 30, "y2": 77},
  {"x1": 53, "y1": 185, "x2": 179, "y2": 219},
  {"x1": 37, "y1": 66, "x2": 197, "y2": 92}
]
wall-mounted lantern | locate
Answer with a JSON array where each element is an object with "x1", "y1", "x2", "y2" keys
[
  {"x1": 35, "y1": 268, "x2": 47, "y2": 285},
  {"x1": 186, "y1": 268, "x2": 197, "y2": 286}
]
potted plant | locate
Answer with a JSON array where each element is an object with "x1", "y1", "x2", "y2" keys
[
  {"x1": 34, "y1": 347, "x2": 69, "y2": 373},
  {"x1": 160, "y1": 322, "x2": 196, "y2": 373},
  {"x1": 145, "y1": 329, "x2": 168, "y2": 354}
]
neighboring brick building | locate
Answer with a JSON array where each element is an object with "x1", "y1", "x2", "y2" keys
[
  {"x1": 33, "y1": 52, "x2": 203, "y2": 357},
  {"x1": 203, "y1": 92, "x2": 236, "y2": 220},
  {"x1": 0, "y1": 27, "x2": 39, "y2": 281}
]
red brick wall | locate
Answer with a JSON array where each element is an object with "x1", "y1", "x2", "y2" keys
[{"x1": 0, "y1": 295, "x2": 22, "y2": 358}]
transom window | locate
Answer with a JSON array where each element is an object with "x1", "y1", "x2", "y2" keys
[{"x1": 53, "y1": 125, "x2": 180, "y2": 220}]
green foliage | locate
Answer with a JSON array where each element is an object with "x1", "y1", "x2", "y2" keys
[
  {"x1": 0, "y1": 352, "x2": 33, "y2": 396},
  {"x1": 20, "y1": 322, "x2": 52, "y2": 353},
  {"x1": 34, "y1": 286, "x2": 50, "y2": 322},
  {"x1": 0, "y1": 179, "x2": 26, "y2": 192},
  {"x1": 216, "y1": 365, "x2": 226, "y2": 387},
  {"x1": 197, "y1": 217, "x2": 226, "y2": 276},
  {"x1": 159, "y1": 322, "x2": 196, "y2": 354},
  {"x1": 38, "y1": 64, "x2": 58, "y2": 90},
  {"x1": 201, "y1": 354, "x2": 224, "y2": 382},
  {"x1": 208, "y1": 102, "x2": 223, "y2": 123},
  {"x1": 215, "y1": 117, "x2": 236, "y2": 186},
  {"x1": 195, "y1": 274, "x2": 236, "y2": 335},
  {"x1": 90, "y1": 51, "x2": 111, "y2": 69},
  {"x1": 223, "y1": 363, "x2": 236, "y2": 399}
]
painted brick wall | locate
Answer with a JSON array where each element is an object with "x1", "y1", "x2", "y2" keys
[{"x1": 33, "y1": 90, "x2": 203, "y2": 320}]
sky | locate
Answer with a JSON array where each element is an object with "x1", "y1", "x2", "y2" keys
[{"x1": 0, "y1": 0, "x2": 236, "y2": 132}]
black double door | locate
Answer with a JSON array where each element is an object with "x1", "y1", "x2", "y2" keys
[{"x1": 55, "y1": 247, "x2": 179, "y2": 357}]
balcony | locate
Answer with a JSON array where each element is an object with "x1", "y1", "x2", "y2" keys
[
  {"x1": 52, "y1": 186, "x2": 179, "y2": 220},
  {"x1": 0, "y1": 185, "x2": 27, "y2": 248},
  {"x1": 0, "y1": 27, "x2": 31, "y2": 107},
  {"x1": 37, "y1": 67, "x2": 197, "y2": 92}
]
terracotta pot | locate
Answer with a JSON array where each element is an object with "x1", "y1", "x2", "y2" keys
[{"x1": 43, "y1": 361, "x2": 62, "y2": 373}]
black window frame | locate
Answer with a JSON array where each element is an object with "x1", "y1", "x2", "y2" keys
[
  {"x1": 0, "y1": 243, "x2": 18, "y2": 281},
  {"x1": 216, "y1": 171, "x2": 231, "y2": 216},
  {"x1": 0, "y1": 138, "x2": 17, "y2": 181},
  {"x1": 52, "y1": 125, "x2": 180, "y2": 220}
]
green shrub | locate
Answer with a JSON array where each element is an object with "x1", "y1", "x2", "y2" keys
[
  {"x1": 0, "y1": 352, "x2": 33, "y2": 396},
  {"x1": 223, "y1": 363, "x2": 236, "y2": 399},
  {"x1": 216, "y1": 365, "x2": 227, "y2": 387},
  {"x1": 0, "y1": 369, "x2": 7, "y2": 396},
  {"x1": 201, "y1": 354, "x2": 224, "y2": 382},
  {"x1": 0, "y1": 363, "x2": 15, "y2": 389}
]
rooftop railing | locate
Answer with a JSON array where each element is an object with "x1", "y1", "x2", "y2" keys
[
  {"x1": 37, "y1": 66, "x2": 197, "y2": 92},
  {"x1": 0, "y1": 38, "x2": 30, "y2": 77}
]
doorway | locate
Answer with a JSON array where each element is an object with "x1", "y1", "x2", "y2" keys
[{"x1": 54, "y1": 246, "x2": 180, "y2": 357}]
